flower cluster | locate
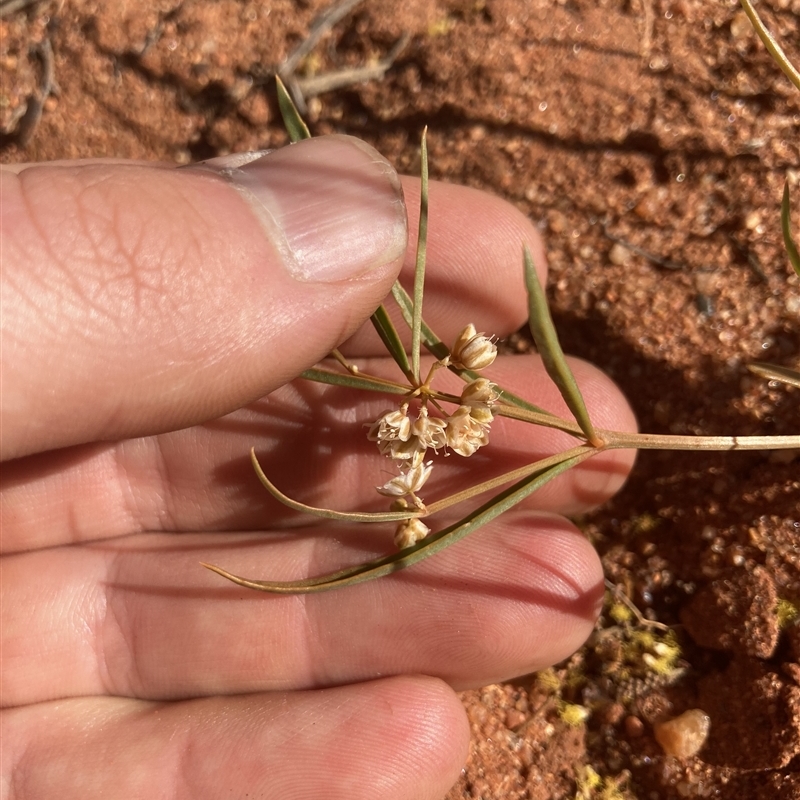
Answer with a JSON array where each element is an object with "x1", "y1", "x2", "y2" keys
[
  {"x1": 366, "y1": 403, "x2": 447, "y2": 463},
  {"x1": 367, "y1": 378, "x2": 498, "y2": 471},
  {"x1": 366, "y1": 324, "x2": 499, "y2": 548}
]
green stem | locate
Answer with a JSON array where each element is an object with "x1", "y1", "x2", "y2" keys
[{"x1": 601, "y1": 431, "x2": 800, "y2": 451}]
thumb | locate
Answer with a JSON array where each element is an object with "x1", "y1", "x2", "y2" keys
[{"x1": 1, "y1": 135, "x2": 407, "y2": 461}]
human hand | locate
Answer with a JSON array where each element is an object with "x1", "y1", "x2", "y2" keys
[{"x1": 1, "y1": 135, "x2": 636, "y2": 799}]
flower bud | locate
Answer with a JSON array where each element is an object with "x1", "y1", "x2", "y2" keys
[
  {"x1": 468, "y1": 405, "x2": 494, "y2": 425},
  {"x1": 394, "y1": 518, "x2": 431, "y2": 549},
  {"x1": 366, "y1": 405, "x2": 411, "y2": 445},
  {"x1": 460, "y1": 377, "x2": 498, "y2": 407}
]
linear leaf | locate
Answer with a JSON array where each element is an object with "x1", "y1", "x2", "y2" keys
[
  {"x1": 370, "y1": 304, "x2": 412, "y2": 379},
  {"x1": 301, "y1": 367, "x2": 410, "y2": 395},
  {"x1": 748, "y1": 361, "x2": 800, "y2": 389},
  {"x1": 524, "y1": 245, "x2": 601, "y2": 446},
  {"x1": 411, "y1": 128, "x2": 429, "y2": 383},
  {"x1": 782, "y1": 180, "x2": 800, "y2": 277},
  {"x1": 423, "y1": 445, "x2": 594, "y2": 515},
  {"x1": 276, "y1": 75, "x2": 311, "y2": 142},
  {"x1": 250, "y1": 448, "x2": 422, "y2": 522},
  {"x1": 490, "y1": 401, "x2": 585, "y2": 437},
  {"x1": 200, "y1": 448, "x2": 595, "y2": 593}
]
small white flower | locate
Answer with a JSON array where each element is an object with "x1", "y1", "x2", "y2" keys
[
  {"x1": 366, "y1": 404, "x2": 411, "y2": 443},
  {"x1": 394, "y1": 518, "x2": 431, "y2": 549},
  {"x1": 411, "y1": 406, "x2": 448, "y2": 451},
  {"x1": 450, "y1": 323, "x2": 497, "y2": 370},
  {"x1": 366, "y1": 404, "x2": 413, "y2": 457},
  {"x1": 368, "y1": 404, "x2": 449, "y2": 463},
  {"x1": 376, "y1": 460, "x2": 434, "y2": 498},
  {"x1": 445, "y1": 405, "x2": 491, "y2": 456}
]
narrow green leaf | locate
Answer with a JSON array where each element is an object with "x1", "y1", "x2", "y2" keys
[
  {"x1": 330, "y1": 348, "x2": 358, "y2": 374},
  {"x1": 490, "y1": 402, "x2": 585, "y2": 437},
  {"x1": 276, "y1": 75, "x2": 311, "y2": 142},
  {"x1": 739, "y1": 0, "x2": 800, "y2": 93},
  {"x1": 249, "y1": 448, "x2": 422, "y2": 522},
  {"x1": 301, "y1": 367, "x2": 410, "y2": 395},
  {"x1": 411, "y1": 128, "x2": 429, "y2": 384},
  {"x1": 390, "y1": 280, "x2": 558, "y2": 417},
  {"x1": 201, "y1": 448, "x2": 596, "y2": 594},
  {"x1": 391, "y1": 281, "x2": 448, "y2": 358},
  {"x1": 781, "y1": 181, "x2": 800, "y2": 277},
  {"x1": 524, "y1": 245, "x2": 601, "y2": 446},
  {"x1": 423, "y1": 445, "x2": 593, "y2": 515},
  {"x1": 370, "y1": 304, "x2": 412, "y2": 379},
  {"x1": 748, "y1": 361, "x2": 800, "y2": 389}
]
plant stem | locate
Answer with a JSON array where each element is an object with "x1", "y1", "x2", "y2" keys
[{"x1": 601, "y1": 431, "x2": 800, "y2": 451}]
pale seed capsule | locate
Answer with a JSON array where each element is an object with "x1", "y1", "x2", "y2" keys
[
  {"x1": 460, "y1": 377, "x2": 498, "y2": 407},
  {"x1": 450, "y1": 324, "x2": 497, "y2": 370},
  {"x1": 452, "y1": 324, "x2": 478, "y2": 356}
]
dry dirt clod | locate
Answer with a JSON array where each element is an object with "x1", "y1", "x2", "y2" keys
[{"x1": 680, "y1": 565, "x2": 780, "y2": 659}]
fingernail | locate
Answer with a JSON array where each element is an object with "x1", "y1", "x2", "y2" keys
[{"x1": 191, "y1": 136, "x2": 407, "y2": 282}]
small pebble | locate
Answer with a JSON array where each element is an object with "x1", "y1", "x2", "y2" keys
[
  {"x1": 548, "y1": 211, "x2": 568, "y2": 234},
  {"x1": 625, "y1": 715, "x2": 645, "y2": 737},
  {"x1": 505, "y1": 709, "x2": 527, "y2": 730},
  {"x1": 730, "y1": 10, "x2": 753, "y2": 40},
  {"x1": 608, "y1": 242, "x2": 632, "y2": 265},
  {"x1": 745, "y1": 210, "x2": 761, "y2": 230},
  {"x1": 654, "y1": 709, "x2": 710, "y2": 759}
]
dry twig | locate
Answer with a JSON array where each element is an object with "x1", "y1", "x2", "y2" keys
[
  {"x1": 0, "y1": 0, "x2": 46, "y2": 17},
  {"x1": 278, "y1": 0, "x2": 407, "y2": 113},
  {"x1": 1, "y1": 37, "x2": 57, "y2": 148}
]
